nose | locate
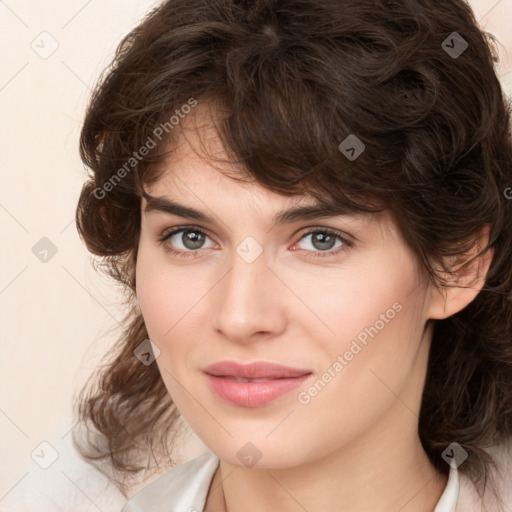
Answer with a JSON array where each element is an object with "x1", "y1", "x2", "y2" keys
[{"x1": 211, "y1": 244, "x2": 287, "y2": 344}]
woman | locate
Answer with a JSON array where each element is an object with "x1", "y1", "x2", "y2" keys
[{"x1": 73, "y1": 0, "x2": 512, "y2": 510}]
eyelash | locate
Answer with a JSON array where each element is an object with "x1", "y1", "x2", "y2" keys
[{"x1": 157, "y1": 226, "x2": 353, "y2": 260}]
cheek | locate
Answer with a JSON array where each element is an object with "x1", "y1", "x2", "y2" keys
[
  {"x1": 135, "y1": 242, "x2": 200, "y2": 338},
  {"x1": 135, "y1": 251, "x2": 199, "y2": 404},
  {"x1": 135, "y1": 244, "x2": 216, "y2": 405},
  {"x1": 297, "y1": 255, "x2": 416, "y2": 355},
  {"x1": 306, "y1": 258, "x2": 427, "y2": 407},
  {"x1": 135, "y1": 262, "x2": 170, "y2": 338},
  {"x1": 316, "y1": 287, "x2": 427, "y2": 421}
]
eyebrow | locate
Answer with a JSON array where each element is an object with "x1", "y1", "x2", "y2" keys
[{"x1": 142, "y1": 190, "x2": 367, "y2": 225}]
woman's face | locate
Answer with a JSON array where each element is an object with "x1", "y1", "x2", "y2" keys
[{"x1": 136, "y1": 113, "x2": 438, "y2": 469}]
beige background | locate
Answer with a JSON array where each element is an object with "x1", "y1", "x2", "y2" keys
[{"x1": 1, "y1": 0, "x2": 511, "y2": 510}]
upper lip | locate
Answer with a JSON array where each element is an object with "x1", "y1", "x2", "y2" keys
[{"x1": 203, "y1": 361, "x2": 312, "y2": 379}]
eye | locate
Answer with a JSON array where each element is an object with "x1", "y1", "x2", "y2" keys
[
  {"x1": 157, "y1": 226, "x2": 353, "y2": 260},
  {"x1": 158, "y1": 227, "x2": 216, "y2": 259},
  {"x1": 292, "y1": 228, "x2": 352, "y2": 259}
]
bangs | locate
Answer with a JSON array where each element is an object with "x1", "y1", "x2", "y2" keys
[{"x1": 138, "y1": 90, "x2": 389, "y2": 218}]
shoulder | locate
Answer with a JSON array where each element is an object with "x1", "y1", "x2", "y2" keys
[
  {"x1": 121, "y1": 451, "x2": 220, "y2": 512},
  {"x1": 456, "y1": 435, "x2": 512, "y2": 512}
]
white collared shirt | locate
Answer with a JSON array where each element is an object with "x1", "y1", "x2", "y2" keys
[{"x1": 121, "y1": 451, "x2": 460, "y2": 512}]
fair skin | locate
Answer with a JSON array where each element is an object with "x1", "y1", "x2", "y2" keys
[{"x1": 135, "y1": 105, "x2": 493, "y2": 512}]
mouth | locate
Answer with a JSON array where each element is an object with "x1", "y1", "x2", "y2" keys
[
  {"x1": 203, "y1": 361, "x2": 314, "y2": 407},
  {"x1": 220, "y1": 377, "x2": 284, "y2": 382}
]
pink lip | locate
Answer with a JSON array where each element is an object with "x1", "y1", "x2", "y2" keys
[{"x1": 203, "y1": 361, "x2": 313, "y2": 407}]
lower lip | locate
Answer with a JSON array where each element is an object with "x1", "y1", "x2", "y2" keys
[{"x1": 205, "y1": 374, "x2": 313, "y2": 407}]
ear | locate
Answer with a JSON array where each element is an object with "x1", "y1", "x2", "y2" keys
[{"x1": 427, "y1": 225, "x2": 494, "y2": 320}]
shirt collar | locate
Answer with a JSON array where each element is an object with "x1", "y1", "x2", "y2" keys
[{"x1": 434, "y1": 465, "x2": 459, "y2": 512}]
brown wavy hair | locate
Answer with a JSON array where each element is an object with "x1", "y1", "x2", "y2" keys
[{"x1": 73, "y1": 0, "x2": 512, "y2": 501}]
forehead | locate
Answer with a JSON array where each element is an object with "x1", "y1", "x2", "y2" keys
[
  {"x1": 146, "y1": 104, "x2": 321, "y2": 209},
  {"x1": 143, "y1": 101, "x2": 391, "y2": 233}
]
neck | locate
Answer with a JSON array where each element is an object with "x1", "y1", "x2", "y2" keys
[{"x1": 206, "y1": 407, "x2": 448, "y2": 512}]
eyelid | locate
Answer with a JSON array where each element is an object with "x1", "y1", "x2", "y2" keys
[
  {"x1": 158, "y1": 224, "x2": 216, "y2": 243},
  {"x1": 291, "y1": 227, "x2": 353, "y2": 256},
  {"x1": 296, "y1": 225, "x2": 354, "y2": 243},
  {"x1": 158, "y1": 225, "x2": 352, "y2": 242}
]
